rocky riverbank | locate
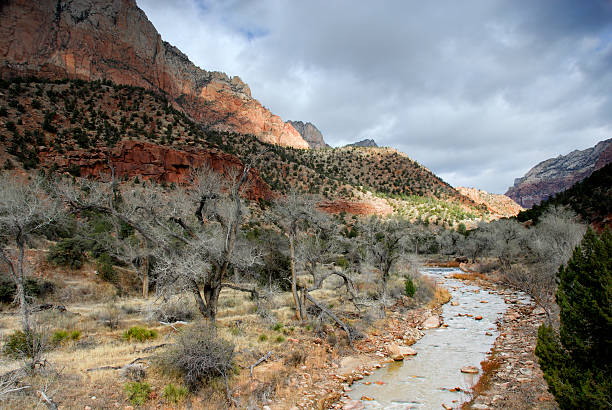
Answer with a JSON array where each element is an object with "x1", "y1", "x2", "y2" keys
[
  {"x1": 462, "y1": 288, "x2": 557, "y2": 409},
  {"x1": 277, "y1": 301, "x2": 449, "y2": 409}
]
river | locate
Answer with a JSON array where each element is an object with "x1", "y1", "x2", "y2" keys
[{"x1": 347, "y1": 268, "x2": 528, "y2": 409}]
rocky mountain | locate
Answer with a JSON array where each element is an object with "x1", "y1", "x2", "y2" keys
[
  {"x1": 506, "y1": 138, "x2": 612, "y2": 208},
  {"x1": 517, "y1": 163, "x2": 612, "y2": 230},
  {"x1": 0, "y1": 0, "x2": 308, "y2": 149},
  {"x1": 457, "y1": 187, "x2": 523, "y2": 218},
  {"x1": 287, "y1": 120, "x2": 329, "y2": 149},
  {"x1": 348, "y1": 139, "x2": 378, "y2": 148}
]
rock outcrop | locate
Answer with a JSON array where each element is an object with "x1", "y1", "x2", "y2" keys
[
  {"x1": 287, "y1": 120, "x2": 329, "y2": 149},
  {"x1": 457, "y1": 186, "x2": 523, "y2": 218},
  {"x1": 39, "y1": 140, "x2": 274, "y2": 201},
  {"x1": 347, "y1": 139, "x2": 378, "y2": 148},
  {"x1": 0, "y1": 0, "x2": 309, "y2": 149},
  {"x1": 506, "y1": 138, "x2": 612, "y2": 208}
]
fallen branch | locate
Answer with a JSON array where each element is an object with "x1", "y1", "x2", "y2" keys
[
  {"x1": 37, "y1": 390, "x2": 58, "y2": 410},
  {"x1": 249, "y1": 351, "x2": 273, "y2": 377},
  {"x1": 305, "y1": 293, "x2": 356, "y2": 348},
  {"x1": 139, "y1": 343, "x2": 170, "y2": 353},
  {"x1": 159, "y1": 321, "x2": 188, "y2": 332},
  {"x1": 86, "y1": 357, "x2": 148, "y2": 372}
]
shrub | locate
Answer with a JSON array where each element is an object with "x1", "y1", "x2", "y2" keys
[
  {"x1": 0, "y1": 276, "x2": 54, "y2": 304},
  {"x1": 158, "y1": 324, "x2": 235, "y2": 391},
  {"x1": 124, "y1": 381, "x2": 151, "y2": 406},
  {"x1": 2, "y1": 329, "x2": 47, "y2": 359},
  {"x1": 52, "y1": 329, "x2": 81, "y2": 345},
  {"x1": 274, "y1": 335, "x2": 285, "y2": 343},
  {"x1": 96, "y1": 252, "x2": 117, "y2": 284},
  {"x1": 270, "y1": 322, "x2": 283, "y2": 332},
  {"x1": 258, "y1": 334, "x2": 268, "y2": 342},
  {"x1": 405, "y1": 277, "x2": 416, "y2": 297},
  {"x1": 123, "y1": 327, "x2": 158, "y2": 343},
  {"x1": 162, "y1": 383, "x2": 188, "y2": 404},
  {"x1": 47, "y1": 238, "x2": 84, "y2": 269}
]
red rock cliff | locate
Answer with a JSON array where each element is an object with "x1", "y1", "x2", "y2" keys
[
  {"x1": 39, "y1": 140, "x2": 275, "y2": 201},
  {"x1": 0, "y1": 0, "x2": 308, "y2": 149}
]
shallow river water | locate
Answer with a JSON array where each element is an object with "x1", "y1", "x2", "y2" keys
[{"x1": 348, "y1": 268, "x2": 521, "y2": 409}]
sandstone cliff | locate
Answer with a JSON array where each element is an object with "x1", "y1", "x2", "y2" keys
[
  {"x1": 0, "y1": 0, "x2": 308, "y2": 149},
  {"x1": 505, "y1": 138, "x2": 612, "y2": 208},
  {"x1": 287, "y1": 120, "x2": 329, "y2": 149},
  {"x1": 457, "y1": 187, "x2": 523, "y2": 218},
  {"x1": 39, "y1": 140, "x2": 274, "y2": 201}
]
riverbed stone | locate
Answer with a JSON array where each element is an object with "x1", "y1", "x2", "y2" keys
[
  {"x1": 461, "y1": 365, "x2": 480, "y2": 374},
  {"x1": 421, "y1": 315, "x2": 440, "y2": 329},
  {"x1": 342, "y1": 400, "x2": 364, "y2": 410}
]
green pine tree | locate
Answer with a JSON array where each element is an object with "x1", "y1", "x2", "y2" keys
[{"x1": 535, "y1": 228, "x2": 611, "y2": 409}]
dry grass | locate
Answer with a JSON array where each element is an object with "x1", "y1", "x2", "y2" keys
[
  {"x1": 451, "y1": 272, "x2": 488, "y2": 281},
  {"x1": 462, "y1": 349, "x2": 502, "y2": 409},
  {"x1": 427, "y1": 286, "x2": 452, "y2": 309}
]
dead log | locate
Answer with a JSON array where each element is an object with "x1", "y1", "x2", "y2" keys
[{"x1": 249, "y1": 351, "x2": 273, "y2": 377}]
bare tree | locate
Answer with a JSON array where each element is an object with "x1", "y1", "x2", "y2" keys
[
  {"x1": 356, "y1": 216, "x2": 410, "y2": 293},
  {"x1": 0, "y1": 173, "x2": 61, "y2": 332},
  {"x1": 271, "y1": 192, "x2": 319, "y2": 321}
]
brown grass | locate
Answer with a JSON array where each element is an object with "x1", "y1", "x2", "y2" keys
[
  {"x1": 462, "y1": 349, "x2": 502, "y2": 408},
  {"x1": 451, "y1": 272, "x2": 488, "y2": 281}
]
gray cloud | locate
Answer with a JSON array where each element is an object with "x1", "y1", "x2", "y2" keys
[{"x1": 137, "y1": 0, "x2": 612, "y2": 193}]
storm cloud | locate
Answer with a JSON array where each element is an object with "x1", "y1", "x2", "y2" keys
[{"x1": 137, "y1": 0, "x2": 612, "y2": 193}]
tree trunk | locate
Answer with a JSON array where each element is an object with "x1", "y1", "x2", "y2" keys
[
  {"x1": 142, "y1": 256, "x2": 149, "y2": 299},
  {"x1": 16, "y1": 241, "x2": 31, "y2": 333},
  {"x1": 289, "y1": 236, "x2": 302, "y2": 321}
]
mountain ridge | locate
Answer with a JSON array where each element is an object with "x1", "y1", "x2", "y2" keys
[
  {"x1": 505, "y1": 138, "x2": 612, "y2": 208},
  {"x1": 0, "y1": 0, "x2": 309, "y2": 149}
]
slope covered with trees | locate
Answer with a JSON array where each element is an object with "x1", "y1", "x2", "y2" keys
[
  {"x1": 517, "y1": 163, "x2": 612, "y2": 229},
  {"x1": 0, "y1": 76, "x2": 487, "y2": 225}
]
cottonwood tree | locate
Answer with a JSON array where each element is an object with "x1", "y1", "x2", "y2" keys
[
  {"x1": 152, "y1": 165, "x2": 260, "y2": 321},
  {"x1": 0, "y1": 173, "x2": 61, "y2": 332},
  {"x1": 271, "y1": 192, "x2": 319, "y2": 321},
  {"x1": 58, "y1": 163, "x2": 259, "y2": 322},
  {"x1": 356, "y1": 216, "x2": 410, "y2": 293},
  {"x1": 502, "y1": 207, "x2": 585, "y2": 322}
]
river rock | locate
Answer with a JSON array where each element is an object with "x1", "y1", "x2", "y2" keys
[
  {"x1": 451, "y1": 301, "x2": 459, "y2": 306},
  {"x1": 402, "y1": 328, "x2": 424, "y2": 345},
  {"x1": 461, "y1": 366, "x2": 480, "y2": 374},
  {"x1": 475, "y1": 316, "x2": 483, "y2": 320},
  {"x1": 386, "y1": 343, "x2": 404, "y2": 361},
  {"x1": 399, "y1": 346, "x2": 418, "y2": 356},
  {"x1": 421, "y1": 315, "x2": 440, "y2": 329},
  {"x1": 343, "y1": 400, "x2": 364, "y2": 410}
]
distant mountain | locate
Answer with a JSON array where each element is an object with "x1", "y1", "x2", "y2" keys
[
  {"x1": 287, "y1": 120, "x2": 329, "y2": 149},
  {"x1": 0, "y1": 0, "x2": 308, "y2": 149},
  {"x1": 506, "y1": 138, "x2": 612, "y2": 208},
  {"x1": 457, "y1": 187, "x2": 523, "y2": 218},
  {"x1": 516, "y1": 163, "x2": 612, "y2": 230},
  {"x1": 347, "y1": 139, "x2": 378, "y2": 148}
]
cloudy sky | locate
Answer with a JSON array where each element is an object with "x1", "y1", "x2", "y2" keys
[{"x1": 137, "y1": 0, "x2": 612, "y2": 194}]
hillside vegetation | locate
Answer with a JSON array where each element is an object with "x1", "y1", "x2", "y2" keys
[
  {"x1": 0, "y1": 77, "x2": 488, "y2": 226},
  {"x1": 517, "y1": 163, "x2": 612, "y2": 229}
]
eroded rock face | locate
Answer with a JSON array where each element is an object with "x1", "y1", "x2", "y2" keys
[
  {"x1": 457, "y1": 186, "x2": 523, "y2": 218},
  {"x1": 318, "y1": 198, "x2": 393, "y2": 216},
  {"x1": 0, "y1": 0, "x2": 308, "y2": 149},
  {"x1": 347, "y1": 139, "x2": 378, "y2": 148},
  {"x1": 505, "y1": 138, "x2": 612, "y2": 208},
  {"x1": 39, "y1": 140, "x2": 274, "y2": 201},
  {"x1": 287, "y1": 120, "x2": 329, "y2": 149}
]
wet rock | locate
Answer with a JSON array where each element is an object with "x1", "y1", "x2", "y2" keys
[
  {"x1": 451, "y1": 301, "x2": 459, "y2": 306},
  {"x1": 421, "y1": 315, "x2": 440, "y2": 329},
  {"x1": 461, "y1": 366, "x2": 480, "y2": 374},
  {"x1": 475, "y1": 316, "x2": 483, "y2": 320},
  {"x1": 343, "y1": 400, "x2": 364, "y2": 410}
]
